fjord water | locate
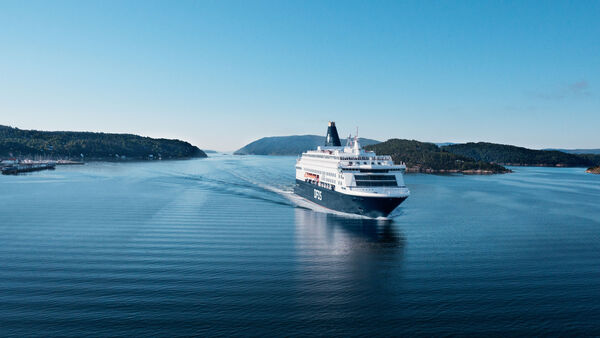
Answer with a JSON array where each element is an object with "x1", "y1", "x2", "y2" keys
[{"x1": 1, "y1": 156, "x2": 599, "y2": 336}]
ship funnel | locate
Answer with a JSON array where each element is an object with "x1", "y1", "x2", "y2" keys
[{"x1": 325, "y1": 121, "x2": 341, "y2": 147}]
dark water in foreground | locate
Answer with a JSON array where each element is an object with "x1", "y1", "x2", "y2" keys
[{"x1": 1, "y1": 155, "x2": 599, "y2": 336}]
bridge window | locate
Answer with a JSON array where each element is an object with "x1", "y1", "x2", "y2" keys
[
  {"x1": 354, "y1": 174, "x2": 397, "y2": 187},
  {"x1": 359, "y1": 169, "x2": 389, "y2": 173}
]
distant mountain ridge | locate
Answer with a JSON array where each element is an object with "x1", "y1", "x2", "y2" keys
[
  {"x1": 0, "y1": 125, "x2": 207, "y2": 160},
  {"x1": 234, "y1": 135, "x2": 380, "y2": 155},
  {"x1": 235, "y1": 134, "x2": 600, "y2": 172},
  {"x1": 544, "y1": 148, "x2": 600, "y2": 155}
]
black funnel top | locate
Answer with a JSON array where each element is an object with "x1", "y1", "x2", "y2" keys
[{"x1": 325, "y1": 122, "x2": 341, "y2": 146}]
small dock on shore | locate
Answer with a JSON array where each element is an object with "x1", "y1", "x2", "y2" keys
[
  {"x1": 1, "y1": 158, "x2": 86, "y2": 175},
  {"x1": 1, "y1": 162, "x2": 57, "y2": 175}
]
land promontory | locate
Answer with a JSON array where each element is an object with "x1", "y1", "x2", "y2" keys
[
  {"x1": 586, "y1": 166, "x2": 600, "y2": 174},
  {"x1": 443, "y1": 142, "x2": 600, "y2": 167},
  {"x1": 365, "y1": 139, "x2": 510, "y2": 174},
  {"x1": 234, "y1": 135, "x2": 379, "y2": 156},
  {"x1": 0, "y1": 125, "x2": 207, "y2": 160}
]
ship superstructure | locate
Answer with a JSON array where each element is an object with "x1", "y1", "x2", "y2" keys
[{"x1": 294, "y1": 122, "x2": 409, "y2": 218}]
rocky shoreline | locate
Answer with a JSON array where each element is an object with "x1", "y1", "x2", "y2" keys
[
  {"x1": 405, "y1": 167, "x2": 511, "y2": 175},
  {"x1": 586, "y1": 166, "x2": 600, "y2": 174},
  {"x1": 496, "y1": 163, "x2": 571, "y2": 167}
]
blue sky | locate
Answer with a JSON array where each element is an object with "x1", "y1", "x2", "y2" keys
[{"x1": 1, "y1": 0, "x2": 598, "y2": 151}]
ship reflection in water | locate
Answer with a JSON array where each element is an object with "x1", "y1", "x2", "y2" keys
[
  {"x1": 293, "y1": 208, "x2": 405, "y2": 314},
  {"x1": 294, "y1": 208, "x2": 405, "y2": 251}
]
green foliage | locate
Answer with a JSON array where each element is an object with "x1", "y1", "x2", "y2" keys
[
  {"x1": 0, "y1": 125, "x2": 206, "y2": 160},
  {"x1": 443, "y1": 142, "x2": 600, "y2": 167},
  {"x1": 365, "y1": 139, "x2": 509, "y2": 173}
]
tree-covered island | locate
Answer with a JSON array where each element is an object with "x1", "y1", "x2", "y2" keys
[
  {"x1": 0, "y1": 125, "x2": 207, "y2": 161},
  {"x1": 365, "y1": 139, "x2": 510, "y2": 174},
  {"x1": 442, "y1": 142, "x2": 600, "y2": 167}
]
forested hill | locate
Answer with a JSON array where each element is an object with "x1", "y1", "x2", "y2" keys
[
  {"x1": 443, "y1": 142, "x2": 600, "y2": 167},
  {"x1": 234, "y1": 135, "x2": 380, "y2": 155},
  {"x1": 0, "y1": 125, "x2": 207, "y2": 160},
  {"x1": 365, "y1": 139, "x2": 510, "y2": 174}
]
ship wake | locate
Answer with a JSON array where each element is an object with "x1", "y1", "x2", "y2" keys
[{"x1": 170, "y1": 155, "x2": 396, "y2": 220}]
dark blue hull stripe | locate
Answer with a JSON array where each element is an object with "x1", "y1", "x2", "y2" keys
[{"x1": 294, "y1": 180, "x2": 407, "y2": 218}]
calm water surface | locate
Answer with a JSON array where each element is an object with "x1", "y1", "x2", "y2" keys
[{"x1": 1, "y1": 155, "x2": 599, "y2": 336}]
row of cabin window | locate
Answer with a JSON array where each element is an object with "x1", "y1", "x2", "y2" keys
[
  {"x1": 355, "y1": 181, "x2": 398, "y2": 187},
  {"x1": 342, "y1": 168, "x2": 398, "y2": 173},
  {"x1": 340, "y1": 156, "x2": 391, "y2": 161},
  {"x1": 354, "y1": 175, "x2": 397, "y2": 181},
  {"x1": 348, "y1": 161, "x2": 384, "y2": 166},
  {"x1": 304, "y1": 154, "x2": 389, "y2": 161}
]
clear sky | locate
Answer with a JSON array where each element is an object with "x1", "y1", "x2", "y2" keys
[{"x1": 1, "y1": 1, "x2": 598, "y2": 151}]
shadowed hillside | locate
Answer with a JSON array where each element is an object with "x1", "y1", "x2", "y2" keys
[{"x1": 443, "y1": 142, "x2": 600, "y2": 167}]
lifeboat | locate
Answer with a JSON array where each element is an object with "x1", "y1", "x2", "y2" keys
[{"x1": 304, "y1": 172, "x2": 319, "y2": 181}]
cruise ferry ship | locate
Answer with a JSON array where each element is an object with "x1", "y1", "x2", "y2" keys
[{"x1": 294, "y1": 122, "x2": 410, "y2": 218}]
